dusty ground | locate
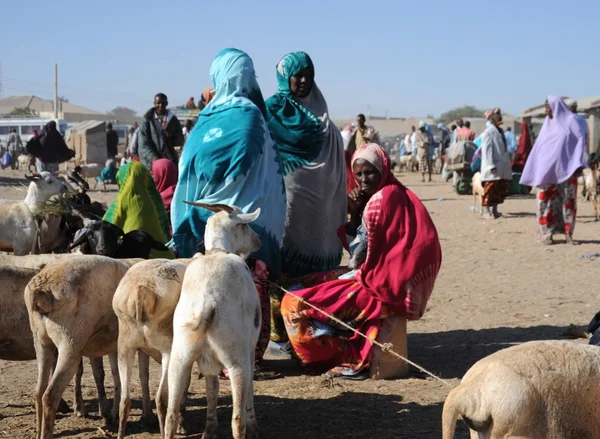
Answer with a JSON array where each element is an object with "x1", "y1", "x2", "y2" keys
[{"x1": 0, "y1": 168, "x2": 598, "y2": 438}]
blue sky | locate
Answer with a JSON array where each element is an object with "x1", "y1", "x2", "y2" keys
[{"x1": 1, "y1": 0, "x2": 598, "y2": 119}]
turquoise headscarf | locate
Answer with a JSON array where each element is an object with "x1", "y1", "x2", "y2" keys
[
  {"x1": 170, "y1": 48, "x2": 286, "y2": 277},
  {"x1": 265, "y1": 52, "x2": 325, "y2": 175}
]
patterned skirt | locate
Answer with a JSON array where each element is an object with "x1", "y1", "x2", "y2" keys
[
  {"x1": 482, "y1": 180, "x2": 509, "y2": 206},
  {"x1": 419, "y1": 154, "x2": 432, "y2": 174}
]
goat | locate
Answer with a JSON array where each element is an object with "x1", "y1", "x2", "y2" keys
[
  {"x1": 579, "y1": 167, "x2": 599, "y2": 220},
  {"x1": 17, "y1": 154, "x2": 36, "y2": 172},
  {"x1": 432, "y1": 147, "x2": 443, "y2": 174},
  {"x1": 472, "y1": 172, "x2": 484, "y2": 215},
  {"x1": 74, "y1": 163, "x2": 102, "y2": 184},
  {"x1": 69, "y1": 220, "x2": 168, "y2": 259},
  {"x1": 0, "y1": 256, "x2": 109, "y2": 418},
  {"x1": 442, "y1": 340, "x2": 600, "y2": 439},
  {"x1": 113, "y1": 258, "x2": 192, "y2": 438},
  {"x1": 0, "y1": 172, "x2": 69, "y2": 255},
  {"x1": 164, "y1": 202, "x2": 262, "y2": 439},
  {"x1": 25, "y1": 255, "x2": 141, "y2": 438}
]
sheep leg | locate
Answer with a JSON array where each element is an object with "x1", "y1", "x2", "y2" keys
[
  {"x1": 51, "y1": 353, "x2": 71, "y2": 415},
  {"x1": 228, "y1": 365, "x2": 250, "y2": 439},
  {"x1": 41, "y1": 352, "x2": 81, "y2": 439},
  {"x1": 90, "y1": 356, "x2": 111, "y2": 422},
  {"x1": 177, "y1": 370, "x2": 191, "y2": 435},
  {"x1": 109, "y1": 351, "x2": 122, "y2": 426},
  {"x1": 116, "y1": 346, "x2": 135, "y2": 439},
  {"x1": 156, "y1": 352, "x2": 170, "y2": 437},
  {"x1": 203, "y1": 375, "x2": 219, "y2": 439},
  {"x1": 73, "y1": 359, "x2": 88, "y2": 417},
  {"x1": 245, "y1": 350, "x2": 259, "y2": 439},
  {"x1": 34, "y1": 341, "x2": 56, "y2": 439},
  {"x1": 164, "y1": 343, "x2": 195, "y2": 439},
  {"x1": 138, "y1": 351, "x2": 157, "y2": 426}
]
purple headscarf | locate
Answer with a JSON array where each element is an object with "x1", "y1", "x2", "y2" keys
[{"x1": 520, "y1": 96, "x2": 586, "y2": 186}]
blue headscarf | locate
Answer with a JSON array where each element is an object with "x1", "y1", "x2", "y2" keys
[
  {"x1": 170, "y1": 48, "x2": 286, "y2": 277},
  {"x1": 265, "y1": 52, "x2": 325, "y2": 175}
]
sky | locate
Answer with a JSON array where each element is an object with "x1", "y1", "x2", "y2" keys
[{"x1": 1, "y1": 0, "x2": 599, "y2": 119}]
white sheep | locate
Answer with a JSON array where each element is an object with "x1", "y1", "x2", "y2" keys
[
  {"x1": 579, "y1": 167, "x2": 599, "y2": 220},
  {"x1": 442, "y1": 340, "x2": 600, "y2": 439},
  {"x1": 25, "y1": 255, "x2": 141, "y2": 438},
  {"x1": 112, "y1": 258, "x2": 192, "y2": 439},
  {"x1": 0, "y1": 259, "x2": 108, "y2": 419},
  {"x1": 0, "y1": 172, "x2": 69, "y2": 255},
  {"x1": 17, "y1": 154, "x2": 36, "y2": 172},
  {"x1": 472, "y1": 172, "x2": 484, "y2": 215},
  {"x1": 164, "y1": 202, "x2": 262, "y2": 439}
]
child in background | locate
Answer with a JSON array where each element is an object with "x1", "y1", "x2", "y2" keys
[{"x1": 97, "y1": 159, "x2": 118, "y2": 186}]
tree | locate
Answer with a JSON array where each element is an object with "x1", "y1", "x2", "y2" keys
[
  {"x1": 58, "y1": 96, "x2": 70, "y2": 103},
  {"x1": 108, "y1": 106, "x2": 138, "y2": 124},
  {"x1": 437, "y1": 105, "x2": 485, "y2": 124},
  {"x1": 10, "y1": 107, "x2": 38, "y2": 117}
]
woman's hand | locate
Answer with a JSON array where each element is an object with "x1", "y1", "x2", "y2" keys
[{"x1": 348, "y1": 188, "x2": 367, "y2": 215}]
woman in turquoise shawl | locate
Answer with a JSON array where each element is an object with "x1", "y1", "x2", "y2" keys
[
  {"x1": 266, "y1": 51, "x2": 347, "y2": 341},
  {"x1": 170, "y1": 48, "x2": 286, "y2": 371},
  {"x1": 103, "y1": 161, "x2": 173, "y2": 258}
]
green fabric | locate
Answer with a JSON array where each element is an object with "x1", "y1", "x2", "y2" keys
[
  {"x1": 103, "y1": 161, "x2": 173, "y2": 258},
  {"x1": 265, "y1": 52, "x2": 325, "y2": 175}
]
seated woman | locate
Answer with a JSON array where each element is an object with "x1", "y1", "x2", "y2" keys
[
  {"x1": 103, "y1": 161, "x2": 173, "y2": 259},
  {"x1": 171, "y1": 48, "x2": 286, "y2": 375},
  {"x1": 281, "y1": 143, "x2": 442, "y2": 379},
  {"x1": 97, "y1": 159, "x2": 118, "y2": 186}
]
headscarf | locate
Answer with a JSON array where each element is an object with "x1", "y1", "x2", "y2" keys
[
  {"x1": 171, "y1": 48, "x2": 286, "y2": 275},
  {"x1": 103, "y1": 161, "x2": 173, "y2": 258},
  {"x1": 351, "y1": 143, "x2": 394, "y2": 191},
  {"x1": 265, "y1": 51, "x2": 325, "y2": 174},
  {"x1": 265, "y1": 51, "x2": 346, "y2": 277},
  {"x1": 152, "y1": 158, "x2": 178, "y2": 214},
  {"x1": 512, "y1": 122, "x2": 533, "y2": 172},
  {"x1": 520, "y1": 96, "x2": 586, "y2": 186}
]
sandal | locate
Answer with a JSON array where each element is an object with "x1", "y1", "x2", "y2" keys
[{"x1": 253, "y1": 364, "x2": 281, "y2": 381}]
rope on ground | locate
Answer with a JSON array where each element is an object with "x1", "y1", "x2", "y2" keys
[{"x1": 267, "y1": 280, "x2": 452, "y2": 388}]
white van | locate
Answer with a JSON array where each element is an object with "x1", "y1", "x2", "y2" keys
[{"x1": 0, "y1": 118, "x2": 69, "y2": 146}]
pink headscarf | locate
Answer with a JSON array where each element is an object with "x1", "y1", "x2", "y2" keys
[{"x1": 152, "y1": 159, "x2": 178, "y2": 214}]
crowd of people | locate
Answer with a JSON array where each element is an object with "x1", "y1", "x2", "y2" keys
[{"x1": 2, "y1": 48, "x2": 592, "y2": 381}]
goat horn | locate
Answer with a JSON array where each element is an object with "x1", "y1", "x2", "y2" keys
[
  {"x1": 183, "y1": 201, "x2": 234, "y2": 213},
  {"x1": 68, "y1": 233, "x2": 89, "y2": 251}
]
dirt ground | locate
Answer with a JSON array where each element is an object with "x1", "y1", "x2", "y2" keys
[{"x1": 0, "y1": 168, "x2": 598, "y2": 438}]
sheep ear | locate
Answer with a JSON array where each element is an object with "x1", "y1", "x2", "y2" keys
[
  {"x1": 234, "y1": 208, "x2": 261, "y2": 224},
  {"x1": 183, "y1": 201, "x2": 234, "y2": 213}
]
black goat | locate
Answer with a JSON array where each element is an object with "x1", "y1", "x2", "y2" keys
[{"x1": 69, "y1": 221, "x2": 168, "y2": 259}]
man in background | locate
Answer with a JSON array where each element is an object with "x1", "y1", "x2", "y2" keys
[
  {"x1": 348, "y1": 113, "x2": 380, "y2": 154},
  {"x1": 6, "y1": 129, "x2": 23, "y2": 157},
  {"x1": 504, "y1": 127, "x2": 517, "y2": 154},
  {"x1": 106, "y1": 123, "x2": 119, "y2": 159},
  {"x1": 138, "y1": 93, "x2": 183, "y2": 169}
]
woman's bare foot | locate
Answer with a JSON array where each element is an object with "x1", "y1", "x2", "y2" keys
[
  {"x1": 566, "y1": 236, "x2": 579, "y2": 245},
  {"x1": 541, "y1": 237, "x2": 554, "y2": 245}
]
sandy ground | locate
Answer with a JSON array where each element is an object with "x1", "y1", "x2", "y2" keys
[{"x1": 0, "y1": 168, "x2": 599, "y2": 438}]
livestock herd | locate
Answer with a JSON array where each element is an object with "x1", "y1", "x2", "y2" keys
[
  {"x1": 4, "y1": 171, "x2": 600, "y2": 439},
  {"x1": 0, "y1": 173, "x2": 263, "y2": 439}
]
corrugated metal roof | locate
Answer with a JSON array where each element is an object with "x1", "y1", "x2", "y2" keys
[{"x1": 0, "y1": 95, "x2": 104, "y2": 116}]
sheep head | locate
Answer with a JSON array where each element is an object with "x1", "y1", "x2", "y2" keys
[
  {"x1": 184, "y1": 201, "x2": 262, "y2": 258},
  {"x1": 24, "y1": 172, "x2": 69, "y2": 205},
  {"x1": 69, "y1": 220, "x2": 123, "y2": 256}
]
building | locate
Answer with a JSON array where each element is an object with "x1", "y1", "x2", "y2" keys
[
  {"x1": 0, "y1": 95, "x2": 110, "y2": 123},
  {"x1": 522, "y1": 96, "x2": 600, "y2": 152}
]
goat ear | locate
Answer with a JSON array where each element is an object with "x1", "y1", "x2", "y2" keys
[
  {"x1": 234, "y1": 208, "x2": 261, "y2": 224},
  {"x1": 183, "y1": 201, "x2": 234, "y2": 213}
]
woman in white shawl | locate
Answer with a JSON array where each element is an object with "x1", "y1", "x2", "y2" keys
[
  {"x1": 480, "y1": 108, "x2": 512, "y2": 219},
  {"x1": 266, "y1": 51, "x2": 347, "y2": 341}
]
